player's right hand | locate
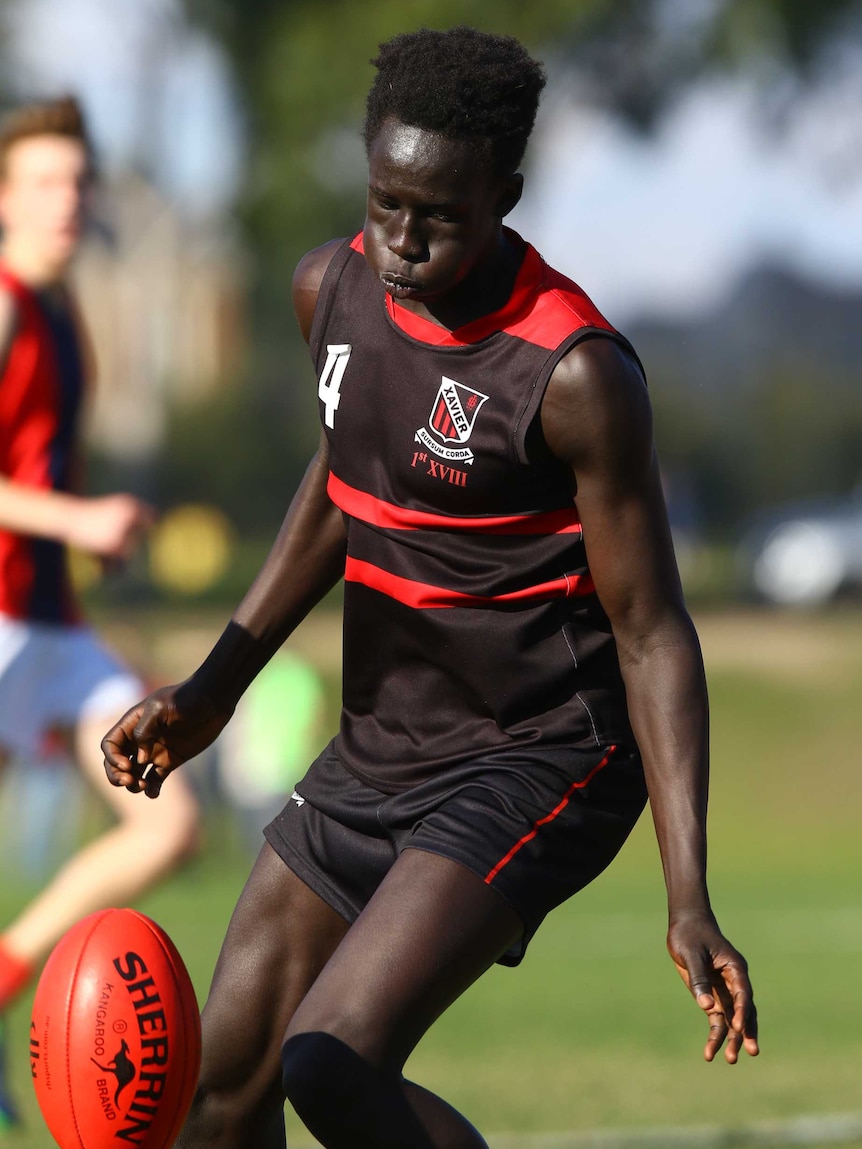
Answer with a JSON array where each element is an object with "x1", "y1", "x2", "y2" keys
[
  {"x1": 69, "y1": 493, "x2": 156, "y2": 561},
  {"x1": 666, "y1": 911, "x2": 759, "y2": 1065},
  {"x1": 102, "y1": 681, "x2": 232, "y2": 798}
]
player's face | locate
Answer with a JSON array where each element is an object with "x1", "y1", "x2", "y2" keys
[
  {"x1": 0, "y1": 135, "x2": 91, "y2": 270},
  {"x1": 363, "y1": 117, "x2": 520, "y2": 307}
]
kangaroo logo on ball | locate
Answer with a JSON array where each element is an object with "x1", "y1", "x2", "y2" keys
[{"x1": 91, "y1": 1039, "x2": 136, "y2": 1107}]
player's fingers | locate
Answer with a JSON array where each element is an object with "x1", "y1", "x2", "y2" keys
[
  {"x1": 101, "y1": 719, "x2": 144, "y2": 787},
  {"x1": 717, "y1": 961, "x2": 753, "y2": 1030},
  {"x1": 100, "y1": 717, "x2": 136, "y2": 763},
  {"x1": 102, "y1": 750, "x2": 149, "y2": 793},
  {"x1": 103, "y1": 754, "x2": 138, "y2": 789},
  {"x1": 727, "y1": 968, "x2": 757, "y2": 1030},
  {"x1": 703, "y1": 1008, "x2": 728, "y2": 1063},
  {"x1": 125, "y1": 758, "x2": 150, "y2": 793},
  {"x1": 710, "y1": 964, "x2": 757, "y2": 1064},
  {"x1": 728, "y1": 974, "x2": 760, "y2": 1056},
  {"x1": 143, "y1": 764, "x2": 169, "y2": 799},
  {"x1": 678, "y1": 955, "x2": 716, "y2": 1011},
  {"x1": 723, "y1": 1020, "x2": 743, "y2": 1065},
  {"x1": 712, "y1": 968, "x2": 737, "y2": 1023},
  {"x1": 132, "y1": 710, "x2": 165, "y2": 767}
]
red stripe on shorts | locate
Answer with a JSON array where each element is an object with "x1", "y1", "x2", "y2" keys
[{"x1": 484, "y1": 747, "x2": 616, "y2": 884}]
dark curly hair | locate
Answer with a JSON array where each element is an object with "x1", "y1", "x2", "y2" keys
[{"x1": 363, "y1": 27, "x2": 546, "y2": 176}]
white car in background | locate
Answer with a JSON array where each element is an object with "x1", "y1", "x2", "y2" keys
[{"x1": 740, "y1": 492, "x2": 862, "y2": 606}]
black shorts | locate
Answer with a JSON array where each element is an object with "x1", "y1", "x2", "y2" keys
[{"x1": 264, "y1": 739, "x2": 647, "y2": 966}]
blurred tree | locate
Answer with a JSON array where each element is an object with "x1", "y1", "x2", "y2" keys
[
  {"x1": 157, "y1": 383, "x2": 314, "y2": 533},
  {"x1": 551, "y1": 0, "x2": 862, "y2": 128},
  {"x1": 652, "y1": 368, "x2": 862, "y2": 534},
  {"x1": 744, "y1": 365, "x2": 862, "y2": 511}
]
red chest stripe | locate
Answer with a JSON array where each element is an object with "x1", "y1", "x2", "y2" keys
[
  {"x1": 344, "y1": 556, "x2": 595, "y2": 609},
  {"x1": 328, "y1": 472, "x2": 582, "y2": 535}
]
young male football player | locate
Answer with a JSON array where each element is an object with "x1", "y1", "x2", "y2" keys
[
  {"x1": 103, "y1": 28, "x2": 758, "y2": 1149},
  {"x1": 0, "y1": 97, "x2": 199, "y2": 1129}
]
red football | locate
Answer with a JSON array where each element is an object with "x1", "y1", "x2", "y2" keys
[{"x1": 30, "y1": 908, "x2": 201, "y2": 1149}]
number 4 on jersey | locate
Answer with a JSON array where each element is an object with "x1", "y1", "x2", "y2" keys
[{"x1": 318, "y1": 344, "x2": 352, "y2": 428}]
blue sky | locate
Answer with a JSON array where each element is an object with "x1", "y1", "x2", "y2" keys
[{"x1": 6, "y1": 0, "x2": 862, "y2": 323}]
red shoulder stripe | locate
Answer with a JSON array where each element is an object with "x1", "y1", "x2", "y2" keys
[
  {"x1": 345, "y1": 556, "x2": 595, "y2": 609},
  {"x1": 328, "y1": 472, "x2": 581, "y2": 535},
  {"x1": 383, "y1": 247, "x2": 615, "y2": 349},
  {"x1": 503, "y1": 266, "x2": 615, "y2": 350}
]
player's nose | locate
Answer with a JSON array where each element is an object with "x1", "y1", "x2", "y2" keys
[{"x1": 387, "y1": 214, "x2": 426, "y2": 262}]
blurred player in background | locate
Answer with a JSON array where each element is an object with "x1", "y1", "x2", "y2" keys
[
  {"x1": 0, "y1": 96, "x2": 199, "y2": 1130},
  {"x1": 105, "y1": 28, "x2": 758, "y2": 1149}
]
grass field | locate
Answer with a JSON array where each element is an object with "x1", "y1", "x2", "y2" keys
[{"x1": 1, "y1": 608, "x2": 861, "y2": 1148}]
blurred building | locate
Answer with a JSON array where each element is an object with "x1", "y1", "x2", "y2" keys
[{"x1": 73, "y1": 172, "x2": 247, "y2": 461}]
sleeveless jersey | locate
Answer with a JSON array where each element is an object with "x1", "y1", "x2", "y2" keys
[
  {"x1": 0, "y1": 263, "x2": 85, "y2": 623},
  {"x1": 311, "y1": 230, "x2": 639, "y2": 791}
]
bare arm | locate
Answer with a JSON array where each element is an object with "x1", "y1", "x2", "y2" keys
[
  {"x1": 0, "y1": 479, "x2": 154, "y2": 558},
  {"x1": 102, "y1": 239, "x2": 347, "y2": 789},
  {"x1": 0, "y1": 286, "x2": 154, "y2": 558},
  {"x1": 190, "y1": 430, "x2": 347, "y2": 711},
  {"x1": 542, "y1": 336, "x2": 758, "y2": 1063}
]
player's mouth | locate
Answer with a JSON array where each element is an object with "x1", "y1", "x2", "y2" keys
[{"x1": 379, "y1": 272, "x2": 426, "y2": 299}]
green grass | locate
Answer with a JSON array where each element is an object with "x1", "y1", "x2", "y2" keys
[{"x1": 1, "y1": 609, "x2": 861, "y2": 1148}]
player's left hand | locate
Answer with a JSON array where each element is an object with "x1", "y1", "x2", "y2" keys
[{"x1": 667, "y1": 911, "x2": 759, "y2": 1064}]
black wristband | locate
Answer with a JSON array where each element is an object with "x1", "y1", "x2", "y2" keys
[{"x1": 190, "y1": 620, "x2": 281, "y2": 712}]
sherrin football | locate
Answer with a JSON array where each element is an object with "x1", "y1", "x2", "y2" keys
[{"x1": 30, "y1": 908, "x2": 201, "y2": 1149}]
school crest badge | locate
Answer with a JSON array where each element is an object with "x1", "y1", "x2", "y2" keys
[{"x1": 415, "y1": 377, "x2": 488, "y2": 464}]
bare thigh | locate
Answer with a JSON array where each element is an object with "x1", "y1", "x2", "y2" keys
[{"x1": 285, "y1": 847, "x2": 524, "y2": 1074}]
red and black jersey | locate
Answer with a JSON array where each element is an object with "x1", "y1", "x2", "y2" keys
[
  {"x1": 0, "y1": 263, "x2": 85, "y2": 623},
  {"x1": 311, "y1": 230, "x2": 641, "y2": 791}
]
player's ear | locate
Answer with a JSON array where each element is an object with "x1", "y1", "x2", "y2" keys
[{"x1": 496, "y1": 173, "x2": 523, "y2": 219}]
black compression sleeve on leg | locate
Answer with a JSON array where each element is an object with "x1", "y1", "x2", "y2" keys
[
  {"x1": 282, "y1": 1032, "x2": 434, "y2": 1148},
  {"x1": 283, "y1": 1032, "x2": 483, "y2": 1149}
]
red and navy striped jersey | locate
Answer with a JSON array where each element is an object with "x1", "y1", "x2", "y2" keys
[
  {"x1": 311, "y1": 230, "x2": 639, "y2": 789},
  {"x1": 0, "y1": 263, "x2": 85, "y2": 623}
]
